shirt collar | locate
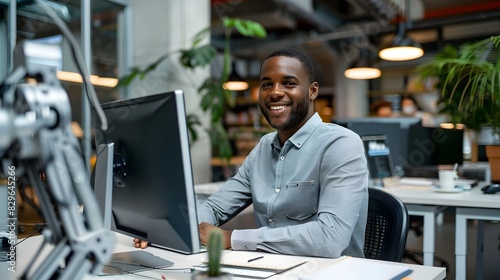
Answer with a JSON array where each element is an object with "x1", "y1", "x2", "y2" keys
[{"x1": 271, "y1": 113, "x2": 322, "y2": 150}]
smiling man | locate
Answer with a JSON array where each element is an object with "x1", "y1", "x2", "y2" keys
[{"x1": 135, "y1": 48, "x2": 369, "y2": 258}]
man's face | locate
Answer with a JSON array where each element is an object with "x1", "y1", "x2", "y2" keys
[{"x1": 258, "y1": 56, "x2": 316, "y2": 132}]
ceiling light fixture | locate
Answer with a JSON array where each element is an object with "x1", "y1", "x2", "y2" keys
[
  {"x1": 379, "y1": 0, "x2": 424, "y2": 61},
  {"x1": 56, "y1": 70, "x2": 118, "y2": 88},
  {"x1": 378, "y1": 24, "x2": 424, "y2": 61},
  {"x1": 344, "y1": 49, "x2": 381, "y2": 80},
  {"x1": 222, "y1": 62, "x2": 249, "y2": 91}
]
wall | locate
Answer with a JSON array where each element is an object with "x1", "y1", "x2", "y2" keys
[
  {"x1": 128, "y1": 0, "x2": 212, "y2": 183},
  {"x1": 334, "y1": 54, "x2": 369, "y2": 118}
]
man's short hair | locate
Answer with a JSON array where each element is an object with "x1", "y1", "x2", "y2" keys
[{"x1": 263, "y1": 48, "x2": 315, "y2": 84}]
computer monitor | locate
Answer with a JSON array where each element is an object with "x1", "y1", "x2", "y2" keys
[
  {"x1": 93, "y1": 90, "x2": 201, "y2": 272},
  {"x1": 334, "y1": 117, "x2": 465, "y2": 178},
  {"x1": 334, "y1": 117, "x2": 423, "y2": 176}
]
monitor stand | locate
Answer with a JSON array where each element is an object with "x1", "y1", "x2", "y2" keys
[{"x1": 93, "y1": 143, "x2": 175, "y2": 275}]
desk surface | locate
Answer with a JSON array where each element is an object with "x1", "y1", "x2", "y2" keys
[
  {"x1": 7, "y1": 232, "x2": 445, "y2": 280},
  {"x1": 383, "y1": 182, "x2": 500, "y2": 208}
]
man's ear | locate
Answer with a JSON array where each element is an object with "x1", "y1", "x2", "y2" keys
[{"x1": 309, "y1": 82, "x2": 319, "y2": 101}]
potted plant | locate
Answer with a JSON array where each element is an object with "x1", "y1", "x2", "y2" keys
[
  {"x1": 192, "y1": 228, "x2": 232, "y2": 279},
  {"x1": 416, "y1": 35, "x2": 500, "y2": 181},
  {"x1": 118, "y1": 18, "x2": 266, "y2": 161}
]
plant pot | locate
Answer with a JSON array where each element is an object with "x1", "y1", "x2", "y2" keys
[
  {"x1": 191, "y1": 271, "x2": 233, "y2": 280},
  {"x1": 486, "y1": 145, "x2": 500, "y2": 183}
]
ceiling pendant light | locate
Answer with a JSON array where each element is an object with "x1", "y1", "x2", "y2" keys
[
  {"x1": 344, "y1": 49, "x2": 381, "y2": 80},
  {"x1": 222, "y1": 62, "x2": 249, "y2": 91},
  {"x1": 379, "y1": 0, "x2": 424, "y2": 62},
  {"x1": 378, "y1": 23, "x2": 424, "y2": 61}
]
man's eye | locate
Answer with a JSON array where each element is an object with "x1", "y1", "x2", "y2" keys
[{"x1": 284, "y1": 81, "x2": 296, "y2": 86}]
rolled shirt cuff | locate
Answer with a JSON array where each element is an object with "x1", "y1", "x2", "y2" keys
[{"x1": 231, "y1": 229, "x2": 259, "y2": 251}]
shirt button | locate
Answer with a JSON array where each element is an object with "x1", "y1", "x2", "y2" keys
[
  {"x1": 275, "y1": 189, "x2": 280, "y2": 193},
  {"x1": 280, "y1": 156, "x2": 285, "y2": 160}
]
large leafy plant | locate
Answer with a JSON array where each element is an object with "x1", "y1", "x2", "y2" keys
[
  {"x1": 118, "y1": 18, "x2": 267, "y2": 160},
  {"x1": 417, "y1": 35, "x2": 500, "y2": 134}
]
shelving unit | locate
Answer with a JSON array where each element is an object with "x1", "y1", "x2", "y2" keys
[{"x1": 224, "y1": 88, "x2": 274, "y2": 157}]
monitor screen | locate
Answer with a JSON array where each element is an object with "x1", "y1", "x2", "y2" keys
[{"x1": 93, "y1": 90, "x2": 201, "y2": 257}]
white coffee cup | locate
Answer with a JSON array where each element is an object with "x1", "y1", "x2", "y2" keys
[{"x1": 439, "y1": 170, "x2": 458, "y2": 190}]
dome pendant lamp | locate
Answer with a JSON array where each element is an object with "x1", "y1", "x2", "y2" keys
[
  {"x1": 222, "y1": 62, "x2": 249, "y2": 91},
  {"x1": 378, "y1": 21, "x2": 424, "y2": 61},
  {"x1": 344, "y1": 48, "x2": 381, "y2": 80},
  {"x1": 379, "y1": 0, "x2": 424, "y2": 62}
]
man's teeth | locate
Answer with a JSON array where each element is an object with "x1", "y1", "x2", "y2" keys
[{"x1": 270, "y1": 105, "x2": 287, "y2": 110}]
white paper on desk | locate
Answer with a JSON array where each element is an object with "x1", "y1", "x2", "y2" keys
[
  {"x1": 399, "y1": 177, "x2": 437, "y2": 186},
  {"x1": 298, "y1": 257, "x2": 412, "y2": 280},
  {"x1": 455, "y1": 179, "x2": 478, "y2": 190},
  {"x1": 193, "y1": 264, "x2": 277, "y2": 279},
  {"x1": 201, "y1": 251, "x2": 307, "y2": 272}
]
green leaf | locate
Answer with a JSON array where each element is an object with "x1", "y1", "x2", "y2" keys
[
  {"x1": 251, "y1": 22, "x2": 267, "y2": 38},
  {"x1": 223, "y1": 17, "x2": 267, "y2": 39},
  {"x1": 234, "y1": 19, "x2": 251, "y2": 36},
  {"x1": 186, "y1": 114, "x2": 201, "y2": 143},
  {"x1": 222, "y1": 17, "x2": 235, "y2": 28},
  {"x1": 180, "y1": 44, "x2": 217, "y2": 68},
  {"x1": 192, "y1": 27, "x2": 211, "y2": 47}
]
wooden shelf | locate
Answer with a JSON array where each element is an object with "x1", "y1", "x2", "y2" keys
[{"x1": 211, "y1": 155, "x2": 246, "y2": 167}]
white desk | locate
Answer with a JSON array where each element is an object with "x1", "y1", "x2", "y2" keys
[
  {"x1": 382, "y1": 183, "x2": 500, "y2": 280},
  {"x1": 8, "y1": 232, "x2": 445, "y2": 280}
]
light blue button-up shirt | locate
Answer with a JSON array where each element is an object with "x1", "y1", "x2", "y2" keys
[{"x1": 198, "y1": 113, "x2": 369, "y2": 258}]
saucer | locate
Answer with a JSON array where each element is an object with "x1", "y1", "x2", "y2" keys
[{"x1": 433, "y1": 186, "x2": 463, "y2": 193}]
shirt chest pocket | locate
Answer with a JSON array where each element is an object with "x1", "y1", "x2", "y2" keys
[{"x1": 284, "y1": 181, "x2": 319, "y2": 220}]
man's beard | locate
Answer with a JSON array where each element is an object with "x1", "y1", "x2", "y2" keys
[{"x1": 260, "y1": 94, "x2": 310, "y2": 131}]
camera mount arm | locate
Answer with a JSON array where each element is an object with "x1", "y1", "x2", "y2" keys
[{"x1": 0, "y1": 41, "x2": 114, "y2": 280}]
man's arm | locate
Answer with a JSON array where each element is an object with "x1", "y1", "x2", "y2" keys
[{"x1": 197, "y1": 152, "x2": 255, "y2": 226}]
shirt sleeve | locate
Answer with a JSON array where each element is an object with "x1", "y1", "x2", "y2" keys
[
  {"x1": 197, "y1": 156, "x2": 254, "y2": 226},
  {"x1": 230, "y1": 229, "x2": 259, "y2": 251}
]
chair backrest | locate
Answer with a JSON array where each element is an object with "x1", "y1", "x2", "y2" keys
[{"x1": 364, "y1": 187, "x2": 409, "y2": 262}]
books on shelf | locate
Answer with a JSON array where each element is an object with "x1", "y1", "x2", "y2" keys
[{"x1": 298, "y1": 256, "x2": 413, "y2": 280}]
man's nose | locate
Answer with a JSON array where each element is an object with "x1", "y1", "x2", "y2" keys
[{"x1": 269, "y1": 84, "x2": 285, "y2": 98}]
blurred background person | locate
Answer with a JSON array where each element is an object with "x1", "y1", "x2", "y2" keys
[
  {"x1": 399, "y1": 96, "x2": 439, "y2": 127},
  {"x1": 370, "y1": 100, "x2": 394, "y2": 117}
]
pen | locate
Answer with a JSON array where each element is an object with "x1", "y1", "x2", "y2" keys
[{"x1": 247, "y1": 256, "x2": 264, "y2": 262}]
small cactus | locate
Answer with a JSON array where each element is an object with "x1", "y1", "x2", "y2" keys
[{"x1": 207, "y1": 228, "x2": 224, "y2": 276}]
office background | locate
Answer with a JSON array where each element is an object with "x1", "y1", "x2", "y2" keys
[
  {"x1": 2, "y1": 0, "x2": 500, "y2": 279},
  {"x1": 4, "y1": 0, "x2": 500, "y2": 184}
]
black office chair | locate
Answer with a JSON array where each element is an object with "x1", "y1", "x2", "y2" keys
[{"x1": 364, "y1": 187, "x2": 409, "y2": 262}]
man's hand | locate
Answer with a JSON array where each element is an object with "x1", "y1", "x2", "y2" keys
[
  {"x1": 133, "y1": 238, "x2": 149, "y2": 249},
  {"x1": 198, "y1": 222, "x2": 232, "y2": 249}
]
